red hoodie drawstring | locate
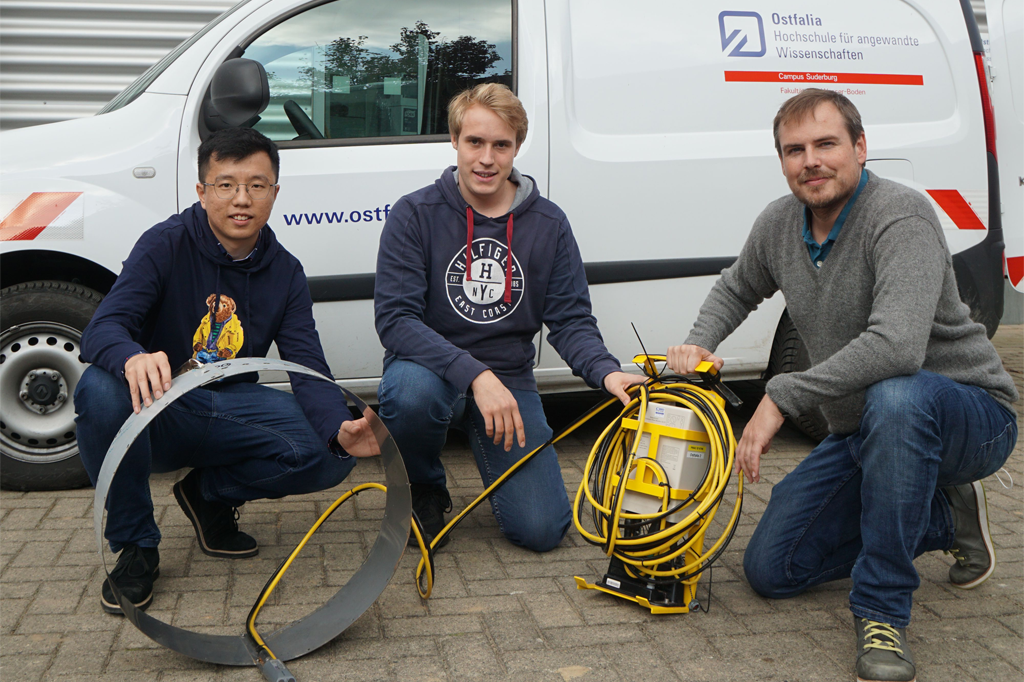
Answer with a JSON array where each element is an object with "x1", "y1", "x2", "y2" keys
[
  {"x1": 465, "y1": 207, "x2": 474, "y2": 282},
  {"x1": 464, "y1": 206, "x2": 514, "y2": 304},
  {"x1": 504, "y1": 214, "x2": 513, "y2": 303}
]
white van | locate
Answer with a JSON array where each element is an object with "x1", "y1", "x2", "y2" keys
[{"x1": 0, "y1": 0, "x2": 1007, "y2": 490}]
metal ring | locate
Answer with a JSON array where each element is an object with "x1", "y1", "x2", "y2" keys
[{"x1": 92, "y1": 358, "x2": 410, "y2": 666}]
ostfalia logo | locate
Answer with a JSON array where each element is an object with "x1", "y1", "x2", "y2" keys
[{"x1": 719, "y1": 11, "x2": 766, "y2": 57}]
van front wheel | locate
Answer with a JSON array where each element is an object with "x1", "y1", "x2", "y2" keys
[
  {"x1": 764, "y1": 311, "x2": 829, "y2": 443},
  {"x1": 0, "y1": 281, "x2": 102, "y2": 490}
]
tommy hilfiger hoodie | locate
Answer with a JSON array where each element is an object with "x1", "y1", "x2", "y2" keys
[{"x1": 374, "y1": 166, "x2": 621, "y2": 393}]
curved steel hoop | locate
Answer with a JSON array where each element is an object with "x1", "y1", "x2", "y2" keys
[{"x1": 92, "y1": 358, "x2": 410, "y2": 665}]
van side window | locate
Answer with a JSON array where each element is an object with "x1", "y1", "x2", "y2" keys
[{"x1": 241, "y1": 0, "x2": 513, "y2": 143}]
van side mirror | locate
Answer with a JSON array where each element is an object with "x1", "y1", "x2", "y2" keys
[{"x1": 202, "y1": 58, "x2": 269, "y2": 131}]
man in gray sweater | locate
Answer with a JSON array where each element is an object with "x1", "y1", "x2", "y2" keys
[{"x1": 667, "y1": 89, "x2": 1017, "y2": 682}]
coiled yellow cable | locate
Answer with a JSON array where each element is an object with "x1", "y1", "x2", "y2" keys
[{"x1": 573, "y1": 373, "x2": 742, "y2": 585}]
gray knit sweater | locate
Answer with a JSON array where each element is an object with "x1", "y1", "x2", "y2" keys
[{"x1": 685, "y1": 171, "x2": 1018, "y2": 434}]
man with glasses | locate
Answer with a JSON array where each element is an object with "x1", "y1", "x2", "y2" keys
[{"x1": 75, "y1": 127, "x2": 379, "y2": 615}]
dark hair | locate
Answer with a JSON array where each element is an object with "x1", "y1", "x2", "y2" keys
[
  {"x1": 197, "y1": 128, "x2": 280, "y2": 183},
  {"x1": 773, "y1": 88, "x2": 864, "y2": 155}
]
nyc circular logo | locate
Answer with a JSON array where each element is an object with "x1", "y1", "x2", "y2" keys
[{"x1": 446, "y1": 238, "x2": 524, "y2": 324}]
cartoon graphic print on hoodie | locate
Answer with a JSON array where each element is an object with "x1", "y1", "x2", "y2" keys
[
  {"x1": 193, "y1": 294, "x2": 244, "y2": 363},
  {"x1": 375, "y1": 166, "x2": 621, "y2": 394},
  {"x1": 80, "y1": 203, "x2": 351, "y2": 445}
]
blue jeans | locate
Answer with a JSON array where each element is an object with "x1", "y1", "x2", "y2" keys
[
  {"x1": 377, "y1": 359, "x2": 572, "y2": 552},
  {"x1": 744, "y1": 371, "x2": 1017, "y2": 627},
  {"x1": 75, "y1": 365, "x2": 356, "y2": 552}
]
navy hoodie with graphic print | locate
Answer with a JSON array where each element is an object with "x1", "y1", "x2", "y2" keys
[
  {"x1": 374, "y1": 166, "x2": 621, "y2": 393},
  {"x1": 80, "y1": 202, "x2": 351, "y2": 444}
]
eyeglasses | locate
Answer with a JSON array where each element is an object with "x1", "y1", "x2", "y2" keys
[{"x1": 202, "y1": 181, "x2": 277, "y2": 200}]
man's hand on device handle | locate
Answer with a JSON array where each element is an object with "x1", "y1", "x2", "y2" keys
[
  {"x1": 665, "y1": 344, "x2": 724, "y2": 376},
  {"x1": 471, "y1": 370, "x2": 525, "y2": 452},
  {"x1": 124, "y1": 352, "x2": 172, "y2": 414}
]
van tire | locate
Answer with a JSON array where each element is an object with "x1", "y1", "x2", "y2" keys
[
  {"x1": 1, "y1": 281, "x2": 103, "y2": 490},
  {"x1": 765, "y1": 311, "x2": 829, "y2": 443}
]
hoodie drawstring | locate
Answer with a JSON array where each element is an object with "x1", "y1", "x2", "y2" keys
[
  {"x1": 465, "y1": 207, "x2": 474, "y2": 282},
  {"x1": 464, "y1": 207, "x2": 515, "y2": 304},
  {"x1": 245, "y1": 273, "x2": 251, "y2": 357},
  {"x1": 504, "y1": 214, "x2": 513, "y2": 303},
  {"x1": 214, "y1": 266, "x2": 222, "y2": 321}
]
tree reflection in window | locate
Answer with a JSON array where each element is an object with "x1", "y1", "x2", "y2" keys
[{"x1": 247, "y1": 5, "x2": 512, "y2": 142}]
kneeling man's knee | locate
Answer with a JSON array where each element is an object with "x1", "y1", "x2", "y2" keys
[
  {"x1": 863, "y1": 372, "x2": 936, "y2": 425},
  {"x1": 506, "y1": 517, "x2": 569, "y2": 553},
  {"x1": 743, "y1": 529, "x2": 790, "y2": 599},
  {"x1": 378, "y1": 361, "x2": 454, "y2": 422},
  {"x1": 74, "y1": 365, "x2": 132, "y2": 418}
]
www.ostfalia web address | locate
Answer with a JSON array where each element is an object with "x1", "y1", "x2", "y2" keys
[{"x1": 281, "y1": 204, "x2": 392, "y2": 226}]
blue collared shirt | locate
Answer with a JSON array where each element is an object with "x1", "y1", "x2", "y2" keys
[
  {"x1": 216, "y1": 228, "x2": 262, "y2": 263},
  {"x1": 803, "y1": 168, "x2": 868, "y2": 268}
]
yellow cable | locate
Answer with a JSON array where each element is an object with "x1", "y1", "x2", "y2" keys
[
  {"x1": 248, "y1": 366, "x2": 740, "y2": 653},
  {"x1": 572, "y1": 376, "x2": 742, "y2": 583},
  {"x1": 246, "y1": 482, "x2": 386, "y2": 659}
]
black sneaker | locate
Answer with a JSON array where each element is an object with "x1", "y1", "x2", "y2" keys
[
  {"x1": 410, "y1": 483, "x2": 453, "y2": 549},
  {"x1": 100, "y1": 544, "x2": 160, "y2": 615},
  {"x1": 854, "y1": 617, "x2": 916, "y2": 682},
  {"x1": 173, "y1": 469, "x2": 258, "y2": 558},
  {"x1": 943, "y1": 480, "x2": 996, "y2": 589}
]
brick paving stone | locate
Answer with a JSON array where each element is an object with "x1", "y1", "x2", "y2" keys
[
  {"x1": 2, "y1": 565, "x2": 94, "y2": 584},
  {"x1": 541, "y1": 623, "x2": 646, "y2": 649},
  {"x1": 390, "y1": 654, "x2": 448, "y2": 682},
  {"x1": 2, "y1": 597, "x2": 29, "y2": 634},
  {"x1": 439, "y1": 632, "x2": 503, "y2": 678},
  {"x1": 740, "y1": 609, "x2": 840, "y2": 634},
  {"x1": 16, "y1": 613, "x2": 121, "y2": 635},
  {"x1": 2, "y1": 581, "x2": 39, "y2": 600},
  {"x1": 920, "y1": 595, "x2": 1024, "y2": 619},
  {"x1": 960, "y1": 658, "x2": 1023, "y2": 682},
  {"x1": 0, "y1": 653, "x2": 51, "y2": 682},
  {"x1": 465, "y1": 576, "x2": 562, "y2": 597},
  {"x1": 980, "y1": 635, "x2": 1024, "y2": 671},
  {"x1": 1, "y1": 632, "x2": 62, "y2": 656},
  {"x1": 501, "y1": 646, "x2": 609, "y2": 676},
  {"x1": 483, "y1": 611, "x2": 545, "y2": 652},
  {"x1": 48, "y1": 630, "x2": 115, "y2": 677},
  {"x1": 326, "y1": 635, "x2": 438, "y2": 662},
  {"x1": 288, "y1": 656, "x2": 392, "y2": 682},
  {"x1": 575, "y1": 601, "x2": 655, "y2": 627},
  {"x1": 709, "y1": 632, "x2": 847, "y2": 681},
  {"x1": 427, "y1": 594, "x2": 521, "y2": 616},
  {"x1": 26, "y1": 581, "x2": 86, "y2": 615},
  {"x1": 522, "y1": 591, "x2": 584, "y2": 629},
  {"x1": 384, "y1": 614, "x2": 483, "y2": 638},
  {"x1": 602, "y1": 640, "x2": 681, "y2": 682}
]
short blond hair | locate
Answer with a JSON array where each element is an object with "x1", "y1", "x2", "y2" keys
[{"x1": 448, "y1": 83, "x2": 528, "y2": 147}]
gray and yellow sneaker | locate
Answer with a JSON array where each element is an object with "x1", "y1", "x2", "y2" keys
[
  {"x1": 942, "y1": 480, "x2": 995, "y2": 589},
  {"x1": 855, "y1": 618, "x2": 916, "y2": 682}
]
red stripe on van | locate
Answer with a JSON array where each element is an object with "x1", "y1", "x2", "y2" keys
[
  {"x1": 724, "y1": 71, "x2": 924, "y2": 85},
  {"x1": 1007, "y1": 256, "x2": 1023, "y2": 288},
  {"x1": 925, "y1": 190, "x2": 986, "y2": 230},
  {"x1": 0, "y1": 192, "x2": 81, "y2": 241}
]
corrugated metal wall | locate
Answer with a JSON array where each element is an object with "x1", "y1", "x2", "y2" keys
[
  {"x1": 0, "y1": 0, "x2": 236, "y2": 131},
  {"x1": 0, "y1": 0, "x2": 991, "y2": 132}
]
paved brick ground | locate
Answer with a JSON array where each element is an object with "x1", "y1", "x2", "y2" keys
[{"x1": 2, "y1": 326, "x2": 1022, "y2": 681}]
